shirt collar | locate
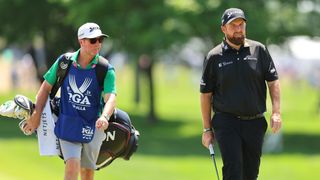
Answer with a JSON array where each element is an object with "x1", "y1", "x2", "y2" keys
[
  {"x1": 222, "y1": 38, "x2": 250, "y2": 52},
  {"x1": 70, "y1": 49, "x2": 99, "y2": 69}
]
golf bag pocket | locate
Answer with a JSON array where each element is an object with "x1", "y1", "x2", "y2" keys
[{"x1": 54, "y1": 113, "x2": 95, "y2": 143}]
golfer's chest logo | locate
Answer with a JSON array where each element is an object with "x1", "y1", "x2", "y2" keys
[{"x1": 67, "y1": 75, "x2": 92, "y2": 110}]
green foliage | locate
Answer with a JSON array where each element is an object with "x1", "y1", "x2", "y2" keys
[
  {"x1": 2, "y1": 0, "x2": 319, "y2": 63},
  {"x1": 0, "y1": 0, "x2": 77, "y2": 66}
]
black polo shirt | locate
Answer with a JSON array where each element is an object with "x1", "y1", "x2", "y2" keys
[{"x1": 200, "y1": 39, "x2": 278, "y2": 116}]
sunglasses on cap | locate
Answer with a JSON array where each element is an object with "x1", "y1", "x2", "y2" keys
[{"x1": 87, "y1": 37, "x2": 104, "y2": 44}]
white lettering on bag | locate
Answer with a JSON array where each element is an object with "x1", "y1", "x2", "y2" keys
[{"x1": 105, "y1": 131, "x2": 116, "y2": 141}]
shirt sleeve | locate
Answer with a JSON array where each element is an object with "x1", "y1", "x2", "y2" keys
[
  {"x1": 261, "y1": 47, "x2": 279, "y2": 82},
  {"x1": 103, "y1": 69, "x2": 116, "y2": 94},
  {"x1": 200, "y1": 55, "x2": 215, "y2": 93},
  {"x1": 43, "y1": 58, "x2": 60, "y2": 85}
]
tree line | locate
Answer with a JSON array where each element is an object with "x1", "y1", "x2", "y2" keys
[{"x1": 1, "y1": 0, "x2": 319, "y2": 121}]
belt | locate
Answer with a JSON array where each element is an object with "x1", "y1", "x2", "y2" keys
[
  {"x1": 236, "y1": 113, "x2": 264, "y2": 120},
  {"x1": 215, "y1": 111, "x2": 264, "y2": 120}
]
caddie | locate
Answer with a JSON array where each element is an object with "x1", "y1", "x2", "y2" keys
[{"x1": 23, "y1": 22, "x2": 116, "y2": 180}]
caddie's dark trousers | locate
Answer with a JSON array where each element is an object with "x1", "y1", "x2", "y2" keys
[{"x1": 212, "y1": 112, "x2": 267, "y2": 180}]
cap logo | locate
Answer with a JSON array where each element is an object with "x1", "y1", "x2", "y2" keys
[
  {"x1": 222, "y1": 8, "x2": 246, "y2": 25},
  {"x1": 89, "y1": 27, "x2": 100, "y2": 32},
  {"x1": 227, "y1": 10, "x2": 242, "y2": 18}
]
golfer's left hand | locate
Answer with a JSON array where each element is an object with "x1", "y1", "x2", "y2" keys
[
  {"x1": 202, "y1": 130, "x2": 214, "y2": 149},
  {"x1": 96, "y1": 117, "x2": 109, "y2": 131},
  {"x1": 270, "y1": 113, "x2": 282, "y2": 133}
]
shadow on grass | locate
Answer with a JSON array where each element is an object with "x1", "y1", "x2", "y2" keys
[
  {"x1": 1, "y1": 114, "x2": 320, "y2": 157},
  {"x1": 282, "y1": 133, "x2": 320, "y2": 155}
]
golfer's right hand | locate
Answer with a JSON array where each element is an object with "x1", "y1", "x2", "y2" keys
[
  {"x1": 202, "y1": 131, "x2": 214, "y2": 149},
  {"x1": 271, "y1": 113, "x2": 282, "y2": 133}
]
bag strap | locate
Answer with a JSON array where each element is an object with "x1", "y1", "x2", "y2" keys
[
  {"x1": 50, "y1": 53, "x2": 73, "y2": 99},
  {"x1": 96, "y1": 56, "x2": 110, "y2": 91}
]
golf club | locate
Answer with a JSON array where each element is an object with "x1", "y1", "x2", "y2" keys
[{"x1": 209, "y1": 143, "x2": 220, "y2": 180}]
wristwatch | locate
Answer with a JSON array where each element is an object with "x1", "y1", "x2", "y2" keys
[
  {"x1": 103, "y1": 114, "x2": 110, "y2": 121},
  {"x1": 203, "y1": 128, "x2": 213, "y2": 133}
]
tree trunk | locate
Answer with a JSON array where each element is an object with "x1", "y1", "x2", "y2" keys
[
  {"x1": 134, "y1": 63, "x2": 141, "y2": 104},
  {"x1": 136, "y1": 54, "x2": 156, "y2": 123}
]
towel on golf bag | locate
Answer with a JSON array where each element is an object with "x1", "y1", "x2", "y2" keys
[{"x1": 37, "y1": 98, "x2": 60, "y2": 156}]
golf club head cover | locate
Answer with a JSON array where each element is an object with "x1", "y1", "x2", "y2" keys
[
  {"x1": 14, "y1": 94, "x2": 35, "y2": 117},
  {"x1": 0, "y1": 95, "x2": 35, "y2": 135},
  {"x1": 0, "y1": 95, "x2": 34, "y2": 120},
  {"x1": 0, "y1": 100, "x2": 18, "y2": 119},
  {"x1": 14, "y1": 95, "x2": 35, "y2": 135}
]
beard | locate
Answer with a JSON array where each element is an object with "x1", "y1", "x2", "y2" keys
[{"x1": 226, "y1": 33, "x2": 245, "y2": 46}]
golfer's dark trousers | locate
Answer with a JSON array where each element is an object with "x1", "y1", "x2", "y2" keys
[{"x1": 212, "y1": 112, "x2": 267, "y2": 180}]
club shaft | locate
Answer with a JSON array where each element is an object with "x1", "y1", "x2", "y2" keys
[{"x1": 211, "y1": 155, "x2": 220, "y2": 180}]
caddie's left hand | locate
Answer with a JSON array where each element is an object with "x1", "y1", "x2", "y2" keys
[
  {"x1": 270, "y1": 113, "x2": 282, "y2": 133},
  {"x1": 96, "y1": 117, "x2": 109, "y2": 131}
]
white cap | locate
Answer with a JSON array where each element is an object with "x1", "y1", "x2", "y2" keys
[{"x1": 77, "y1": 22, "x2": 109, "y2": 39}]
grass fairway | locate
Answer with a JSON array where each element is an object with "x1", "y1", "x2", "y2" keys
[{"x1": 0, "y1": 64, "x2": 320, "y2": 179}]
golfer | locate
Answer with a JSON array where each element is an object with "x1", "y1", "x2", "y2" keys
[{"x1": 200, "y1": 8, "x2": 282, "y2": 180}]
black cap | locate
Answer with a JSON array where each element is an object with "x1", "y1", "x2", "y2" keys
[{"x1": 221, "y1": 8, "x2": 246, "y2": 25}]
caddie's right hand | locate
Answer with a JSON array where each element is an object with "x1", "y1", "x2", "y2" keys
[{"x1": 202, "y1": 130, "x2": 215, "y2": 149}]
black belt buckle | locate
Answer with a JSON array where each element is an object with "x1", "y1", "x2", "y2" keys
[{"x1": 237, "y1": 113, "x2": 264, "y2": 120}]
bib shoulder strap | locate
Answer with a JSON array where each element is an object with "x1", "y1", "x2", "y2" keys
[
  {"x1": 96, "y1": 56, "x2": 113, "y2": 91},
  {"x1": 50, "y1": 53, "x2": 73, "y2": 99}
]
